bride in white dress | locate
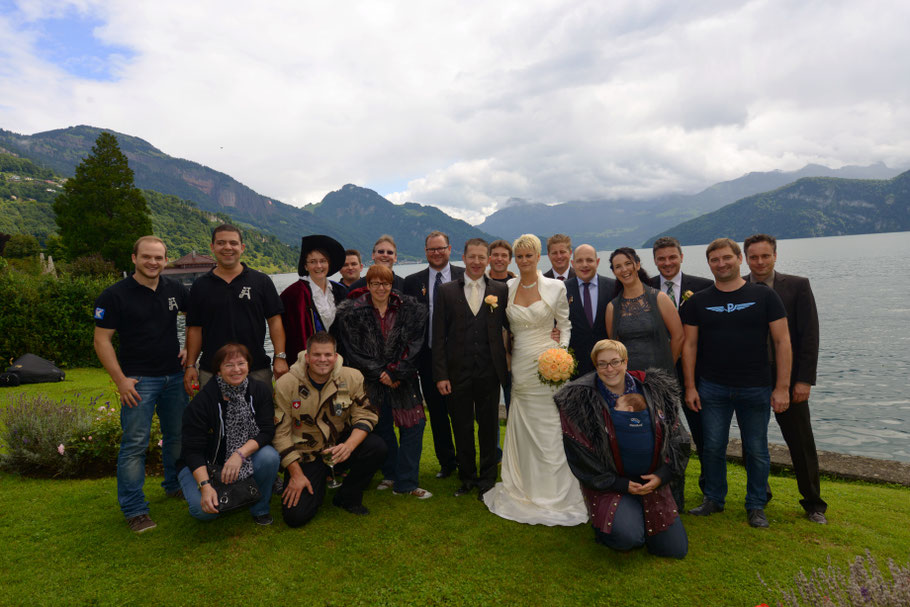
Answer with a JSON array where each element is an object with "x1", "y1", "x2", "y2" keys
[{"x1": 483, "y1": 234, "x2": 588, "y2": 526}]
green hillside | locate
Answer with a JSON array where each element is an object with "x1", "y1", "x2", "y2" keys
[{"x1": 0, "y1": 153, "x2": 297, "y2": 272}]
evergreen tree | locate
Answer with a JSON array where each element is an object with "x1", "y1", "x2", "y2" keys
[{"x1": 53, "y1": 132, "x2": 152, "y2": 271}]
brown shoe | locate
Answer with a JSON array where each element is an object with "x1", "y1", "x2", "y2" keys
[{"x1": 127, "y1": 514, "x2": 157, "y2": 533}]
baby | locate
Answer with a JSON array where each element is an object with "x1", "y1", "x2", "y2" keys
[{"x1": 614, "y1": 393, "x2": 647, "y2": 412}]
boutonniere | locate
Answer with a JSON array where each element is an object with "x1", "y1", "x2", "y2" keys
[
  {"x1": 484, "y1": 294, "x2": 498, "y2": 311},
  {"x1": 567, "y1": 295, "x2": 574, "y2": 304},
  {"x1": 421, "y1": 284, "x2": 427, "y2": 297},
  {"x1": 681, "y1": 290, "x2": 694, "y2": 303}
]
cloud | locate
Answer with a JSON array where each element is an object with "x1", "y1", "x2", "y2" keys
[{"x1": 1, "y1": 0, "x2": 909, "y2": 224}]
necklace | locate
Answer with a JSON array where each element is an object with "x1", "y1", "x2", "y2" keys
[{"x1": 520, "y1": 281, "x2": 537, "y2": 289}]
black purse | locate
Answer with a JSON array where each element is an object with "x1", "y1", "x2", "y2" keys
[{"x1": 206, "y1": 463, "x2": 261, "y2": 513}]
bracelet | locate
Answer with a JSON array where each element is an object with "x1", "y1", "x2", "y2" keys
[
  {"x1": 199, "y1": 479, "x2": 211, "y2": 488},
  {"x1": 185, "y1": 364, "x2": 196, "y2": 370},
  {"x1": 238, "y1": 452, "x2": 249, "y2": 463}
]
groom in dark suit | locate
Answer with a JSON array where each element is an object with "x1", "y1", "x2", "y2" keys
[
  {"x1": 403, "y1": 231, "x2": 464, "y2": 479},
  {"x1": 566, "y1": 244, "x2": 615, "y2": 377},
  {"x1": 433, "y1": 238, "x2": 509, "y2": 498}
]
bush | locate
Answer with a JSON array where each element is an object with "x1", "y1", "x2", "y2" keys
[
  {"x1": 2, "y1": 233, "x2": 41, "y2": 258},
  {"x1": 761, "y1": 550, "x2": 910, "y2": 606},
  {"x1": 0, "y1": 268, "x2": 116, "y2": 367},
  {"x1": 0, "y1": 393, "x2": 162, "y2": 478},
  {"x1": 63, "y1": 253, "x2": 118, "y2": 278}
]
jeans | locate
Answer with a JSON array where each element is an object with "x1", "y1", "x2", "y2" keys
[
  {"x1": 178, "y1": 445, "x2": 280, "y2": 520},
  {"x1": 593, "y1": 494, "x2": 688, "y2": 559},
  {"x1": 698, "y1": 379, "x2": 772, "y2": 510},
  {"x1": 117, "y1": 372, "x2": 187, "y2": 519},
  {"x1": 373, "y1": 398, "x2": 426, "y2": 493}
]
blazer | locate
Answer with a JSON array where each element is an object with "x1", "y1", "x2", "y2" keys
[
  {"x1": 403, "y1": 265, "x2": 466, "y2": 350},
  {"x1": 648, "y1": 273, "x2": 713, "y2": 307},
  {"x1": 748, "y1": 272, "x2": 819, "y2": 389},
  {"x1": 544, "y1": 267, "x2": 576, "y2": 280},
  {"x1": 565, "y1": 274, "x2": 616, "y2": 376},
  {"x1": 432, "y1": 276, "x2": 509, "y2": 387}
]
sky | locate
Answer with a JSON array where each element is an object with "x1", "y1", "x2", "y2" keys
[{"x1": 1, "y1": 0, "x2": 909, "y2": 224}]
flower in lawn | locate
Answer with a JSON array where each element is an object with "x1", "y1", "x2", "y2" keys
[
  {"x1": 88, "y1": 436, "x2": 92, "y2": 441},
  {"x1": 158, "y1": 439, "x2": 163, "y2": 448},
  {"x1": 57, "y1": 444, "x2": 65, "y2": 455},
  {"x1": 537, "y1": 348, "x2": 576, "y2": 387},
  {"x1": 484, "y1": 294, "x2": 499, "y2": 311},
  {"x1": 98, "y1": 405, "x2": 106, "y2": 412}
]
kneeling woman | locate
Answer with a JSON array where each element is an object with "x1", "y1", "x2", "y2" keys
[
  {"x1": 553, "y1": 339, "x2": 689, "y2": 558},
  {"x1": 177, "y1": 343, "x2": 280, "y2": 525}
]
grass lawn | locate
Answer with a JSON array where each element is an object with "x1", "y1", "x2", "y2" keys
[{"x1": 1, "y1": 372, "x2": 909, "y2": 606}]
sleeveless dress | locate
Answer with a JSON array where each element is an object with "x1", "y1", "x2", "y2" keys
[
  {"x1": 483, "y1": 277, "x2": 588, "y2": 526},
  {"x1": 611, "y1": 285, "x2": 675, "y2": 375}
]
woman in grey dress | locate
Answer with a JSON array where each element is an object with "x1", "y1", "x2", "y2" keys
[{"x1": 605, "y1": 247, "x2": 683, "y2": 375}]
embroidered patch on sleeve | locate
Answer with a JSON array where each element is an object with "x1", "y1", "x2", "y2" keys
[{"x1": 94, "y1": 307, "x2": 105, "y2": 320}]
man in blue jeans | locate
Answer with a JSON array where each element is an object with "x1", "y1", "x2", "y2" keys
[
  {"x1": 680, "y1": 238, "x2": 792, "y2": 528},
  {"x1": 93, "y1": 236, "x2": 189, "y2": 533}
]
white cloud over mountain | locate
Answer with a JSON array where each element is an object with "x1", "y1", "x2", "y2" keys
[{"x1": 1, "y1": 0, "x2": 908, "y2": 224}]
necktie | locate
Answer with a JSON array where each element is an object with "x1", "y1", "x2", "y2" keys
[
  {"x1": 582, "y1": 282, "x2": 594, "y2": 327},
  {"x1": 433, "y1": 272, "x2": 443, "y2": 305},
  {"x1": 557, "y1": 275, "x2": 565, "y2": 281},
  {"x1": 429, "y1": 272, "x2": 443, "y2": 342},
  {"x1": 665, "y1": 280, "x2": 676, "y2": 307},
  {"x1": 469, "y1": 281, "x2": 481, "y2": 315}
]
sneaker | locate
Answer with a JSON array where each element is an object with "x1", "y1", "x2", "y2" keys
[
  {"x1": 807, "y1": 511, "x2": 828, "y2": 525},
  {"x1": 127, "y1": 514, "x2": 157, "y2": 533},
  {"x1": 393, "y1": 487, "x2": 433, "y2": 499},
  {"x1": 165, "y1": 488, "x2": 184, "y2": 499},
  {"x1": 688, "y1": 499, "x2": 724, "y2": 516},
  {"x1": 747, "y1": 508, "x2": 770, "y2": 528},
  {"x1": 252, "y1": 513, "x2": 273, "y2": 526},
  {"x1": 376, "y1": 479, "x2": 394, "y2": 490}
]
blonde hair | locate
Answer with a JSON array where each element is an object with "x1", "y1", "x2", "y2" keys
[
  {"x1": 512, "y1": 233, "x2": 541, "y2": 255},
  {"x1": 590, "y1": 339, "x2": 628, "y2": 365}
]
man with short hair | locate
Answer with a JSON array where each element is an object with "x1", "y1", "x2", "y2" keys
[
  {"x1": 744, "y1": 233, "x2": 826, "y2": 524},
  {"x1": 347, "y1": 235, "x2": 405, "y2": 292},
  {"x1": 183, "y1": 224, "x2": 288, "y2": 393},
  {"x1": 433, "y1": 238, "x2": 509, "y2": 498},
  {"x1": 543, "y1": 234, "x2": 575, "y2": 280},
  {"x1": 340, "y1": 249, "x2": 364, "y2": 289},
  {"x1": 566, "y1": 244, "x2": 615, "y2": 376},
  {"x1": 273, "y1": 332, "x2": 386, "y2": 525},
  {"x1": 93, "y1": 236, "x2": 189, "y2": 533},
  {"x1": 403, "y1": 230, "x2": 464, "y2": 478},
  {"x1": 681, "y1": 238, "x2": 792, "y2": 528},
  {"x1": 488, "y1": 239, "x2": 516, "y2": 282},
  {"x1": 648, "y1": 235, "x2": 714, "y2": 488}
]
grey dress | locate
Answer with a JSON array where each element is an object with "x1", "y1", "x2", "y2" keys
[{"x1": 610, "y1": 285, "x2": 675, "y2": 375}]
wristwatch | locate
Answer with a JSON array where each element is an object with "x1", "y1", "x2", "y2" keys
[
  {"x1": 275, "y1": 352, "x2": 287, "y2": 360},
  {"x1": 184, "y1": 363, "x2": 196, "y2": 370},
  {"x1": 199, "y1": 479, "x2": 211, "y2": 489}
]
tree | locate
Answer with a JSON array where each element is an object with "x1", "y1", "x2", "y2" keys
[
  {"x1": 53, "y1": 132, "x2": 152, "y2": 271},
  {"x1": 2, "y1": 233, "x2": 41, "y2": 258}
]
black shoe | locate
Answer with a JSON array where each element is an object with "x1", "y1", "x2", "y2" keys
[
  {"x1": 476, "y1": 485, "x2": 492, "y2": 501},
  {"x1": 252, "y1": 513, "x2": 273, "y2": 526},
  {"x1": 272, "y1": 477, "x2": 285, "y2": 496},
  {"x1": 435, "y1": 468, "x2": 455, "y2": 479},
  {"x1": 688, "y1": 499, "x2": 724, "y2": 516},
  {"x1": 807, "y1": 511, "x2": 828, "y2": 525},
  {"x1": 454, "y1": 484, "x2": 473, "y2": 497},
  {"x1": 333, "y1": 494, "x2": 369, "y2": 515},
  {"x1": 747, "y1": 508, "x2": 769, "y2": 528}
]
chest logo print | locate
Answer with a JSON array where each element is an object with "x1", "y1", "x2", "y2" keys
[
  {"x1": 168, "y1": 297, "x2": 178, "y2": 311},
  {"x1": 239, "y1": 287, "x2": 252, "y2": 300},
  {"x1": 706, "y1": 302, "x2": 755, "y2": 313}
]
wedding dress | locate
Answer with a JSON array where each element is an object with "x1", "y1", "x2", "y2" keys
[{"x1": 482, "y1": 273, "x2": 588, "y2": 526}]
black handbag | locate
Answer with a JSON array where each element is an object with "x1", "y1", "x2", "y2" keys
[{"x1": 207, "y1": 463, "x2": 261, "y2": 513}]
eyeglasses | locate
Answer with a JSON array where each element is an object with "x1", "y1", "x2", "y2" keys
[
  {"x1": 368, "y1": 282, "x2": 392, "y2": 289},
  {"x1": 595, "y1": 359, "x2": 625, "y2": 370},
  {"x1": 425, "y1": 247, "x2": 449, "y2": 254},
  {"x1": 222, "y1": 362, "x2": 249, "y2": 370},
  {"x1": 375, "y1": 249, "x2": 395, "y2": 255}
]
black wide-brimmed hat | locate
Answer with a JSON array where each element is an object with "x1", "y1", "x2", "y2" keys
[{"x1": 298, "y1": 234, "x2": 346, "y2": 277}]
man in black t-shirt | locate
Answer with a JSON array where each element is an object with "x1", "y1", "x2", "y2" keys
[
  {"x1": 93, "y1": 236, "x2": 189, "y2": 533},
  {"x1": 680, "y1": 238, "x2": 792, "y2": 529},
  {"x1": 183, "y1": 224, "x2": 288, "y2": 393}
]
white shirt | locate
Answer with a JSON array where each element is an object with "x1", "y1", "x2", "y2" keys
[
  {"x1": 660, "y1": 271, "x2": 683, "y2": 308},
  {"x1": 552, "y1": 268, "x2": 571, "y2": 280},
  {"x1": 303, "y1": 276, "x2": 336, "y2": 329},
  {"x1": 463, "y1": 276, "x2": 485, "y2": 315},
  {"x1": 428, "y1": 264, "x2": 452, "y2": 340}
]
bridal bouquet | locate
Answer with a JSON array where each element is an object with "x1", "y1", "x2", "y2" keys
[{"x1": 537, "y1": 347, "x2": 576, "y2": 388}]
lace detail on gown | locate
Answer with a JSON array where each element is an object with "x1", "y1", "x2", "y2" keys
[{"x1": 482, "y1": 296, "x2": 588, "y2": 526}]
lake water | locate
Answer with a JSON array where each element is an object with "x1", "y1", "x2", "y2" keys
[{"x1": 264, "y1": 231, "x2": 910, "y2": 462}]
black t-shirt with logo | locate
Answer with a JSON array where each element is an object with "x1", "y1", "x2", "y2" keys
[
  {"x1": 679, "y1": 282, "x2": 786, "y2": 387},
  {"x1": 186, "y1": 264, "x2": 284, "y2": 373},
  {"x1": 93, "y1": 275, "x2": 189, "y2": 377}
]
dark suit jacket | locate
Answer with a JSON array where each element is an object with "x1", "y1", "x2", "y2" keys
[
  {"x1": 544, "y1": 267, "x2": 576, "y2": 280},
  {"x1": 431, "y1": 277, "x2": 509, "y2": 387},
  {"x1": 403, "y1": 265, "x2": 466, "y2": 351},
  {"x1": 749, "y1": 272, "x2": 819, "y2": 388},
  {"x1": 648, "y1": 273, "x2": 714, "y2": 306},
  {"x1": 565, "y1": 275, "x2": 615, "y2": 376}
]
